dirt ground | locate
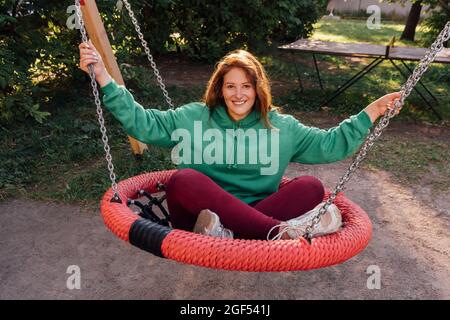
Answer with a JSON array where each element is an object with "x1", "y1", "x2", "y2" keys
[{"x1": 0, "y1": 158, "x2": 449, "y2": 300}]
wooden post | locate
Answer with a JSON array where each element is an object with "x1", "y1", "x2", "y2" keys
[{"x1": 80, "y1": 0, "x2": 147, "y2": 155}]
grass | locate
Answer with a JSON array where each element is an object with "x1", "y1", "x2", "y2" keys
[
  {"x1": 270, "y1": 54, "x2": 450, "y2": 120},
  {"x1": 1, "y1": 18, "x2": 449, "y2": 205},
  {"x1": 311, "y1": 18, "x2": 427, "y2": 47},
  {"x1": 0, "y1": 82, "x2": 177, "y2": 205},
  {"x1": 365, "y1": 136, "x2": 450, "y2": 191}
]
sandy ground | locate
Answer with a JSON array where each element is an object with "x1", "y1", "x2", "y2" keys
[{"x1": 0, "y1": 160, "x2": 448, "y2": 300}]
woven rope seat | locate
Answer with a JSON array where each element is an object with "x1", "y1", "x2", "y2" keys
[{"x1": 101, "y1": 169, "x2": 372, "y2": 272}]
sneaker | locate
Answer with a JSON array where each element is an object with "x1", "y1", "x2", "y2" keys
[
  {"x1": 267, "y1": 202, "x2": 342, "y2": 240},
  {"x1": 193, "y1": 209, "x2": 234, "y2": 239}
]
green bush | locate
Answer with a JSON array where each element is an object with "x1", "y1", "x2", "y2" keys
[
  {"x1": 161, "y1": 0, "x2": 326, "y2": 61},
  {"x1": 0, "y1": 1, "x2": 80, "y2": 126},
  {"x1": 103, "y1": 0, "x2": 327, "y2": 60},
  {"x1": 1, "y1": 0, "x2": 325, "y2": 126},
  {"x1": 420, "y1": 6, "x2": 450, "y2": 48}
]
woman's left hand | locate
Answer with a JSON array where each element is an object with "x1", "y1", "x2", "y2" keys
[{"x1": 364, "y1": 92, "x2": 402, "y2": 123}]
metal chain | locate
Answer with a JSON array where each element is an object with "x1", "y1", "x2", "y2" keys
[
  {"x1": 75, "y1": 0, "x2": 121, "y2": 202},
  {"x1": 121, "y1": 0, "x2": 175, "y2": 109},
  {"x1": 304, "y1": 21, "x2": 450, "y2": 240}
]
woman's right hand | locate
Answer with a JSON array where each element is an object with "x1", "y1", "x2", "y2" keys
[{"x1": 79, "y1": 41, "x2": 111, "y2": 87}]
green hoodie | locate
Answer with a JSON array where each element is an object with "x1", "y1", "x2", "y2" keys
[{"x1": 101, "y1": 80, "x2": 373, "y2": 204}]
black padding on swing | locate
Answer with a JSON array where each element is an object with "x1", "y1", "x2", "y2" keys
[{"x1": 129, "y1": 219, "x2": 172, "y2": 257}]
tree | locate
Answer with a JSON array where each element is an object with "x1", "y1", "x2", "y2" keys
[
  {"x1": 389, "y1": 0, "x2": 449, "y2": 43},
  {"x1": 400, "y1": 0, "x2": 423, "y2": 41},
  {"x1": 421, "y1": 1, "x2": 450, "y2": 47}
]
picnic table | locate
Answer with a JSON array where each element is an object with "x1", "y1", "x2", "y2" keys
[{"x1": 279, "y1": 39, "x2": 450, "y2": 119}]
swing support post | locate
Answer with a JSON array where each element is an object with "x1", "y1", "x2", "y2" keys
[{"x1": 79, "y1": 0, "x2": 147, "y2": 155}]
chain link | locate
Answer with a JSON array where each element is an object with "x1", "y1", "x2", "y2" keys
[
  {"x1": 75, "y1": 0, "x2": 121, "y2": 202},
  {"x1": 121, "y1": 0, "x2": 174, "y2": 109},
  {"x1": 303, "y1": 21, "x2": 450, "y2": 239}
]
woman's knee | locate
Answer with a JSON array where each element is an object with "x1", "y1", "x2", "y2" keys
[
  {"x1": 166, "y1": 168, "x2": 204, "y2": 195},
  {"x1": 291, "y1": 175, "x2": 325, "y2": 201}
]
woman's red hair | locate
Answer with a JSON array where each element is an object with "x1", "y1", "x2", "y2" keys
[{"x1": 203, "y1": 50, "x2": 276, "y2": 128}]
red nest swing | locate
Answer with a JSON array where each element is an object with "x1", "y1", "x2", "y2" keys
[{"x1": 100, "y1": 169, "x2": 372, "y2": 272}]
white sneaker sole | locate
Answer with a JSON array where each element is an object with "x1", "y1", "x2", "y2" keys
[
  {"x1": 313, "y1": 204, "x2": 342, "y2": 237},
  {"x1": 193, "y1": 210, "x2": 218, "y2": 235}
]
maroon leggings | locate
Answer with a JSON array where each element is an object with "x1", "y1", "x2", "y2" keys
[{"x1": 166, "y1": 169, "x2": 324, "y2": 239}]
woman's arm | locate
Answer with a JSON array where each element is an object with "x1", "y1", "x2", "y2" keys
[
  {"x1": 290, "y1": 92, "x2": 402, "y2": 164},
  {"x1": 78, "y1": 41, "x2": 179, "y2": 147}
]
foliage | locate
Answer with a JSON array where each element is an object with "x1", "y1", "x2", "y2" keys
[
  {"x1": 108, "y1": 0, "x2": 327, "y2": 61},
  {"x1": 1, "y1": 0, "x2": 325, "y2": 125},
  {"x1": 0, "y1": 83, "x2": 175, "y2": 203},
  {"x1": 420, "y1": 4, "x2": 450, "y2": 47},
  {"x1": 0, "y1": 0, "x2": 80, "y2": 125},
  {"x1": 162, "y1": 0, "x2": 326, "y2": 61}
]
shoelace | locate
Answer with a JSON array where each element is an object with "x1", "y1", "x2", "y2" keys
[
  {"x1": 266, "y1": 205, "x2": 324, "y2": 241},
  {"x1": 266, "y1": 206, "x2": 341, "y2": 241},
  {"x1": 266, "y1": 223, "x2": 307, "y2": 241}
]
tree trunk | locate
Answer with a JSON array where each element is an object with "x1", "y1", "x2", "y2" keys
[
  {"x1": 400, "y1": 0, "x2": 423, "y2": 41},
  {"x1": 11, "y1": 0, "x2": 21, "y2": 17}
]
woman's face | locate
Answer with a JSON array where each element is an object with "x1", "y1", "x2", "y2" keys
[{"x1": 222, "y1": 67, "x2": 256, "y2": 121}]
